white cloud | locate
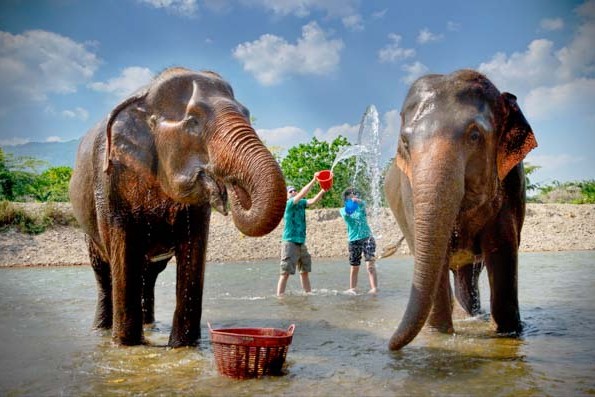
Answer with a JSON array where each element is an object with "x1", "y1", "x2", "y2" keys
[
  {"x1": 417, "y1": 28, "x2": 444, "y2": 44},
  {"x1": 45, "y1": 136, "x2": 64, "y2": 143},
  {"x1": 89, "y1": 66, "x2": 154, "y2": 99},
  {"x1": 343, "y1": 14, "x2": 364, "y2": 31},
  {"x1": 232, "y1": 21, "x2": 344, "y2": 85},
  {"x1": 378, "y1": 33, "x2": 415, "y2": 63},
  {"x1": 256, "y1": 126, "x2": 311, "y2": 150},
  {"x1": 137, "y1": 0, "x2": 198, "y2": 16},
  {"x1": 540, "y1": 17, "x2": 564, "y2": 31},
  {"x1": 447, "y1": 21, "x2": 461, "y2": 31},
  {"x1": 401, "y1": 61, "x2": 429, "y2": 84},
  {"x1": 244, "y1": 0, "x2": 363, "y2": 30},
  {"x1": 0, "y1": 30, "x2": 100, "y2": 111},
  {"x1": 524, "y1": 78, "x2": 595, "y2": 121},
  {"x1": 61, "y1": 107, "x2": 89, "y2": 121},
  {"x1": 314, "y1": 122, "x2": 359, "y2": 143},
  {"x1": 372, "y1": 9, "x2": 388, "y2": 19}
]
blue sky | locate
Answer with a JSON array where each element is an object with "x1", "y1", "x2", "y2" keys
[{"x1": 1, "y1": 0, "x2": 593, "y2": 185}]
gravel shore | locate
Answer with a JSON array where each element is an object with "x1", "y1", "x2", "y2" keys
[{"x1": 1, "y1": 203, "x2": 594, "y2": 267}]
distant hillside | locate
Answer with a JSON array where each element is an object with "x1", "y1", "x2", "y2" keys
[{"x1": 1, "y1": 139, "x2": 80, "y2": 169}]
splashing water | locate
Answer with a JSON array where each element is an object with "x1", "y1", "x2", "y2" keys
[{"x1": 332, "y1": 105, "x2": 384, "y2": 239}]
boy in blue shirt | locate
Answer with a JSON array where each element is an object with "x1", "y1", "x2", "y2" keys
[
  {"x1": 339, "y1": 187, "x2": 378, "y2": 294},
  {"x1": 277, "y1": 176, "x2": 326, "y2": 296}
]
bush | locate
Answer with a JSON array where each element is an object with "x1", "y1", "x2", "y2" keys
[{"x1": 0, "y1": 201, "x2": 78, "y2": 234}]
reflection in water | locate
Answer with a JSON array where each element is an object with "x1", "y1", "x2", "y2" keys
[{"x1": 0, "y1": 251, "x2": 594, "y2": 395}]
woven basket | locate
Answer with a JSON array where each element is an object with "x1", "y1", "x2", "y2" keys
[{"x1": 208, "y1": 323, "x2": 295, "y2": 379}]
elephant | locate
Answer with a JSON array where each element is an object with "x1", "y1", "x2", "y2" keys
[
  {"x1": 69, "y1": 67, "x2": 287, "y2": 347},
  {"x1": 384, "y1": 69, "x2": 537, "y2": 351}
]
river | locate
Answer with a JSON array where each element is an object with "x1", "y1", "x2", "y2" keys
[{"x1": 1, "y1": 251, "x2": 593, "y2": 396}]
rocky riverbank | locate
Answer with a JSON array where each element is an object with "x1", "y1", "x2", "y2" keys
[{"x1": 1, "y1": 203, "x2": 594, "y2": 267}]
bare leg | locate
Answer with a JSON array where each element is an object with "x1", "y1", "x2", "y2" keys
[
  {"x1": 350, "y1": 266, "x2": 359, "y2": 290},
  {"x1": 277, "y1": 273, "x2": 289, "y2": 296},
  {"x1": 366, "y1": 260, "x2": 378, "y2": 294},
  {"x1": 300, "y1": 272, "x2": 311, "y2": 293}
]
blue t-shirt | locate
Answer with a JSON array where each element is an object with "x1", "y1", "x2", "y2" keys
[
  {"x1": 282, "y1": 198, "x2": 308, "y2": 244},
  {"x1": 340, "y1": 200, "x2": 372, "y2": 242}
]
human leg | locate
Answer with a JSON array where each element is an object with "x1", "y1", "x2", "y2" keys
[
  {"x1": 277, "y1": 272, "x2": 290, "y2": 296},
  {"x1": 350, "y1": 265, "x2": 360, "y2": 290},
  {"x1": 363, "y1": 237, "x2": 378, "y2": 294},
  {"x1": 278, "y1": 242, "x2": 298, "y2": 296},
  {"x1": 366, "y1": 260, "x2": 378, "y2": 294},
  {"x1": 298, "y1": 244, "x2": 312, "y2": 293}
]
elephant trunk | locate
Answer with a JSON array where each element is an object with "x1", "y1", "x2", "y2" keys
[
  {"x1": 389, "y1": 145, "x2": 464, "y2": 350},
  {"x1": 209, "y1": 111, "x2": 286, "y2": 237}
]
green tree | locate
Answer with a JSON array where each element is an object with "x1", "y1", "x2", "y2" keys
[
  {"x1": 30, "y1": 166, "x2": 73, "y2": 202},
  {"x1": 524, "y1": 162, "x2": 540, "y2": 193},
  {"x1": 280, "y1": 136, "x2": 357, "y2": 207}
]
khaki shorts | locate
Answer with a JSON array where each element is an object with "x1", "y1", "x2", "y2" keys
[{"x1": 280, "y1": 241, "x2": 312, "y2": 275}]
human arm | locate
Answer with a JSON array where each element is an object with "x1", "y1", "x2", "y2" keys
[
  {"x1": 292, "y1": 176, "x2": 317, "y2": 204},
  {"x1": 306, "y1": 188, "x2": 326, "y2": 207}
]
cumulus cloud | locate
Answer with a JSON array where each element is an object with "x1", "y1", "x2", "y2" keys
[
  {"x1": 0, "y1": 30, "x2": 100, "y2": 111},
  {"x1": 244, "y1": 0, "x2": 363, "y2": 30},
  {"x1": 256, "y1": 126, "x2": 311, "y2": 150},
  {"x1": 314, "y1": 122, "x2": 360, "y2": 143},
  {"x1": 232, "y1": 21, "x2": 344, "y2": 85},
  {"x1": 524, "y1": 78, "x2": 595, "y2": 121},
  {"x1": 378, "y1": 33, "x2": 415, "y2": 63},
  {"x1": 401, "y1": 61, "x2": 429, "y2": 84},
  {"x1": 417, "y1": 28, "x2": 444, "y2": 44},
  {"x1": 478, "y1": 1, "x2": 595, "y2": 122},
  {"x1": 137, "y1": 0, "x2": 198, "y2": 17},
  {"x1": 89, "y1": 66, "x2": 154, "y2": 99},
  {"x1": 540, "y1": 17, "x2": 564, "y2": 31},
  {"x1": 61, "y1": 107, "x2": 90, "y2": 121}
]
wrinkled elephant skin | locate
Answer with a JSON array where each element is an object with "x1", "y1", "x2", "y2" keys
[
  {"x1": 384, "y1": 69, "x2": 537, "y2": 350},
  {"x1": 69, "y1": 67, "x2": 286, "y2": 347}
]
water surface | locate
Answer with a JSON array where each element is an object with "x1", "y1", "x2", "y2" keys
[{"x1": 1, "y1": 251, "x2": 594, "y2": 396}]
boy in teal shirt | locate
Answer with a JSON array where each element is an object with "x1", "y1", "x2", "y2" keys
[
  {"x1": 277, "y1": 176, "x2": 326, "y2": 296},
  {"x1": 339, "y1": 187, "x2": 378, "y2": 294}
]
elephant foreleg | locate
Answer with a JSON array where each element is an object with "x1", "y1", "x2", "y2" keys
[
  {"x1": 110, "y1": 227, "x2": 145, "y2": 345},
  {"x1": 169, "y1": 205, "x2": 210, "y2": 347},
  {"x1": 142, "y1": 259, "x2": 168, "y2": 325},
  {"x1": 89, "y1": 241, "x2": 112, "y2": 330},
  {"x1": 453, "y1": 260, "x2": 483, "y2": 316},
  {"x1": 427, "y1": 260, "x2": 454, "y2": 333},
  {"x1": 484, "y1": 231, "x2": 522, "y2": 334}
]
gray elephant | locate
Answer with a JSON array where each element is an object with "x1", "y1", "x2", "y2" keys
[
  {"x1": 384, "y1": 69, "x2": 537, "y2": 350},
  {"x1": 69, "y1": 67, "x2": 286, "y2": 347}
]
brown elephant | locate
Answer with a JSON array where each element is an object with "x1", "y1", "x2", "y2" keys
[
  {"x1": 69, "y1": 67, "x2": 286, "y2": 347},
  {"x1": 384, "y1": 69, "x2": 537, "y2": 350}
]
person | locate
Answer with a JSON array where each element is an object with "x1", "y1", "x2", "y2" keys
[
  {"x1": 339, "y1": 187, "x2": 378, "y2": 295},
  {"x1": 277, "y1": 176, "x2": 326, "y2": 296}
]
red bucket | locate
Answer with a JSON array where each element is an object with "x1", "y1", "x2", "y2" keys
[{"x1": 316, "y1": 170, "x2": 333, "y2": 190}]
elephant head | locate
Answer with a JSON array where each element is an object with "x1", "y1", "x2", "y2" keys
[
  {"x1": 103, "y1": 68, "x2": 286, "y2": 237},
  {"x1": 385, "y1": 70, "x2": 537, "y2": 350}
]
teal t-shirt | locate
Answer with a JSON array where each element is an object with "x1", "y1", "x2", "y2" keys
[
  {"x1": 282, "y1": 198, "x2": 308, "y2": 244},
  {"x1": 340, "y1": 200, "x2": 372, "y2": 242}
]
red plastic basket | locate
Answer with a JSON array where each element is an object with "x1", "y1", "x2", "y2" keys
[{"x1": 208, "y1": 323, "x2": 296, "y2": 379}]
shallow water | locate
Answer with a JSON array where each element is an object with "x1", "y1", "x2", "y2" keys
[{"x1": 1, "y1": 251, "x2": 594, "y2": 396}]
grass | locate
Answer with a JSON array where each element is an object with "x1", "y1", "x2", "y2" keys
[{"x1": 0, "y1": 201, "x2": 78, "y2": 234}]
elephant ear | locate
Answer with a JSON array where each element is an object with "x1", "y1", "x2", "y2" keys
[
  {"x1": 496, "y1": 92, "x2": 538, "y2": 181},
  {"x1": 104, "y1": 92, "x2": 148, "y2": 173}
]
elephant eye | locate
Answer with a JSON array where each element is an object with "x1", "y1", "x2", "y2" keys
[{"x1": 467, "y1": 126, "x2": 482, "y2": 144}]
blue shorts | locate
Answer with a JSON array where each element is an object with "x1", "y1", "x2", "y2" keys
[{"x1": 348, "y1": 236, "x2": 376, "y2": 266}]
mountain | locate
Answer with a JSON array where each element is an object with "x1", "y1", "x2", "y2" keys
[{"x1": 1, "y1": 139, "x2": 81, "y2": 169}]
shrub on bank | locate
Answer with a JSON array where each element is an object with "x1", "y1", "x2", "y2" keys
[{"x1": 0, "y1": 201, "x2": 78, "y2": 234}]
